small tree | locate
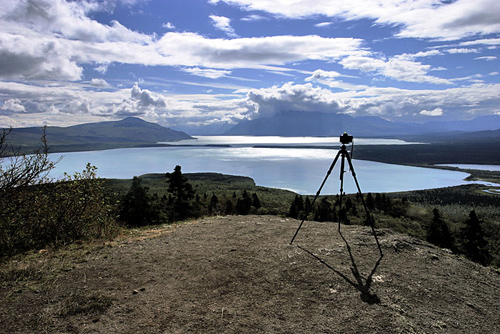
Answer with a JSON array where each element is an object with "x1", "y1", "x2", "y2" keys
[
  {"x1": 119, "y1": 176, "x2": 158, "y2": 227},
  {"x1": 461, "y1": 210, "x2": 491, "y2": 266},
  {"x1": 252, "y1": 193, "x2": 261, "y2": 209},
  {"x1": 236, "y1": 190, "x2": 252, "y2": 215},
  {"x1": 427, "y1": 208, "x2": 454, "y2": 250},
  {"x1": 166, "y1": 165, "x2": 195, "y2": 221},
  {"x1": 209, "y1": 193, "x2": 219, "y2": 214}
]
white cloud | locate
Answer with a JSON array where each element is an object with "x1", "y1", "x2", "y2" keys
[
  {"x1": 241, "y1": 14, "x2": 267, "y2": 21},
  {"x1": 475, "y1": 56, "x2": 497, "y2": 61},
  {"x1": 339, "y1": 54, "x2": 452, "y2": 85},
  {"x1": 0, "y1": 0, "x2": 367, "y2": 81},
  {"x1": 213, "y1": 0, "x2": 500, "y2": 40},
  {"x1": 210, "y1": 15, "x2": 238, "y2": 37},
  {"x1": 445, "y1": 48, "x2": 479, "y2": 54},
  {"x1": 315, "y1": 22, "x2": 334, "y2": 28},
  {"x1": 1, "y1": 98, "x2": 25, "y2": 113},
  {"x1": 460, "y1": 38, "x2": 500, "y2": 46},
  {"x1": 242, "y1": 81, "x2": 500, "y2": 120},
  {"x1": 152, "y1": 33, "x2": 365, "y2": 69},
  {"x1": 90, "y1": 78, "x2": 111, "y2": 88},
  {"x1": 419, "y1": 108, "x2": 443, "y2": 117},
  {"x1": 162, "y1": 22, "x2": 176, "y2": 29},
  {"x1": 181, "y1": 67, "x2": 232, "y2": 79}
]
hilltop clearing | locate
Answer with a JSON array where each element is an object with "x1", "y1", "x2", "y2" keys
[{"x1": 2, "y1": 215, "x2": 499, "y2": 333}]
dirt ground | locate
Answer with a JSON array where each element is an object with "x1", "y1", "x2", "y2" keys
[{"x1": 2, "y1": 215, "x2": 500, "y2": 333}]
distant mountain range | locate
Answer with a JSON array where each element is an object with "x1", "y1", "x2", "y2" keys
[
  {"x1": 223, "y1": 111, "x2": 500, "y2": 141},
  {"x1": 5, "y1": 117, "x2": 192, "y2": 153}
]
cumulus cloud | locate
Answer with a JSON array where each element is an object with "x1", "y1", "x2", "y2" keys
[
  {"x1": 210, "y1": 15, "x2": 238, "y2": 37},
  {"x1": 162, "y1": 22, "x2": 176, "y2": 29},
  {"x1": 420, "y1": 107, "x2": 444, "y2": 117},
  {"x1": 90, "y1": 78, "x2": 111, "y2": 88},
  {"x1": 130, "y1": 83, "x2": 167, "y2": 109},
  {"x1": 0, "y1": 0, "x2": 367, "y2": 80},
  {"x1": 1, "y1": 99, "x2": 26, "y2": 113},
  {"x1": 241, "y1": 81, "x2": 500, "y2": 121},
  {"x1": 0, "y1": 0, "x2": 150, "y2": 80}
]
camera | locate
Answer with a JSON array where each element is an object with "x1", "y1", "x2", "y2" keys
[{"x1": 340, "y1": 132, "x2": 353, "y2": 144}]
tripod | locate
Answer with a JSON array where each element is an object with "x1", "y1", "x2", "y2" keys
[{"x1": 290, "y1": 134, "x2": 383, "y2": 258}]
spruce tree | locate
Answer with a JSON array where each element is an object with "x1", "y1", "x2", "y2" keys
[
  {"x1": 119, "y1": 176, "x2": 156, "y2": 227},
  {"x1": 427, "y1": 208, "x2": 454, "y2": 250},
  {"x1": 166, "y1": 165, "x2": 195, "y2": 221},
  {"x1": 252, "y1": 193, "x2": 261, "y2": 209},
  {"x1": 461, "y1": 210, "x2": 491, "y2": 266}
]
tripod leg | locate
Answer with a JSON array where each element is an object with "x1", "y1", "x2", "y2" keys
[
  {"x1": 338, "y1": 147, "x2": 346, "y2": 230},
  {"x1": 290, "y1": 149, "x2": 342, "y2": 245},
  {"x1": 345, "y1": 154, "x2": 383, "y2": 257}
]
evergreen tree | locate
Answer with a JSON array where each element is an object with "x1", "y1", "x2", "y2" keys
[
  {"x1": 288, "y1": 195, "x2": 304, "y2": 219},
  {"x1": 224, "y1": 200, "x2": 234, "y2": 215},
  {"x1": 236, "y1": 190, "x2": 252, "y2": 215},
  {"x1": 289, "y1": 201, "x2": 299, "y2": 219},
  {"x1": 166, "y1": 165, "x2": 195, "y2": 221},
  {"x1": 461, "y1": 210, "x2": 491, "y2": 266},
  {"x1": 119, "y1": 176, "x2": 157, "y2": 227},
  {"x1": 366, "y1": 193, "x2": 375, "y2": 211},
  {"x1": 427, "y1": 208, "x2": 454, "y2": 249},
  {"x1": 252, "y1": 193, "x2": 261, "y2": 209},
  {"x1": 304, "y1": 197, "x2": 312, "y2": 215},
  {"x1": 209, "y1": 193, "x2": 219, "y2": 214},
  {"x1": 316, "y1": 197, "x2": 333, "y2": 222}
]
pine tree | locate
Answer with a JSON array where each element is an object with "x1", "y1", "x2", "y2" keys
[{"x1": 461, "y1": 210, "x2": 491, "y2": 266}]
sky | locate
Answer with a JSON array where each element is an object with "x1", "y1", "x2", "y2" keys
[{"x1": 1, "y1": 0, "x2": 500, "y2": 133}]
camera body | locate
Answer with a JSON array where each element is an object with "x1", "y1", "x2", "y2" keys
[{"x1": 340, "y1": 132, "x2": 353, "y2": 144}]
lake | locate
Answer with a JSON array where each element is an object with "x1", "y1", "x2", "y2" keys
[{"x1": 49, "y1": 136, "x2": 481, "y2": 195}]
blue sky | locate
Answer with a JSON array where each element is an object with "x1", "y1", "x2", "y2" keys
[{"x1": 1, "y1": 0, "x2": 499, "y2": 132}]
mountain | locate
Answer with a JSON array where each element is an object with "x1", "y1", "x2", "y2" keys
[
  {"x1": 224, "y1": 111, "x2": 500, "y2": 139},
  {"x1": 5, "y1": 117, "x2": 193, "y2": 153}
]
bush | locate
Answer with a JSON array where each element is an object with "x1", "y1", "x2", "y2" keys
[{"x1": 0, "y1": 158, "x2": 116, "y2": 255}]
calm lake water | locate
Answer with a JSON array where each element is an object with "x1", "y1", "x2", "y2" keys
[{"x1": 49, "y1": 136, "x2": 479, "y2": 195}]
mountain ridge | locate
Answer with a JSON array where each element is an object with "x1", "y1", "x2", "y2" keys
[
  {"x1": 4, "y1": 117, "x2": 193, "y2": 153},
  {"x1": 224, "y1": 111, "x2": 500, "y2": 140}
]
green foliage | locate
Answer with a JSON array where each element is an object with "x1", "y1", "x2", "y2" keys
[
  {"x1": 166, "y1": 165, "x2": 196, "y2": 221},
  {"x1": 459, "y1": 210, "x2": 491, "y2": 266},
  {"x1": 118, "y1": 176, "x2": 160, "y2": 227},
  {"x1": 426, "y1": 208, "x2": 454, "y2": 250},
  {"x1": 0, "y1": 164, "x2": 116, "y2": 256}
]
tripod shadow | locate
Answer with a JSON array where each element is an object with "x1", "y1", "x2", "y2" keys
[{"x1": 296, "y1": 227, "x2": 383, "y2": 304}]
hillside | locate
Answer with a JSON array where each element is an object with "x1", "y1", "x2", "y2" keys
[
  {"x1": 4, "y1": 117, "x2": 192, "y2": 153},
  {"x1": 2, "y1": 215, "x2": 499, "y2": 333}
]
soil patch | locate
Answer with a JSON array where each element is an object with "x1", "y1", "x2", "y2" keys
[{"x1": 2, "y1": 215, "x2": 500, "y2": 333}]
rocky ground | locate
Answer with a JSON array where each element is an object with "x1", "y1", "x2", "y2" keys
[{"x1": 2, "y1": 215, "x2": 500, "y2": 333}]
